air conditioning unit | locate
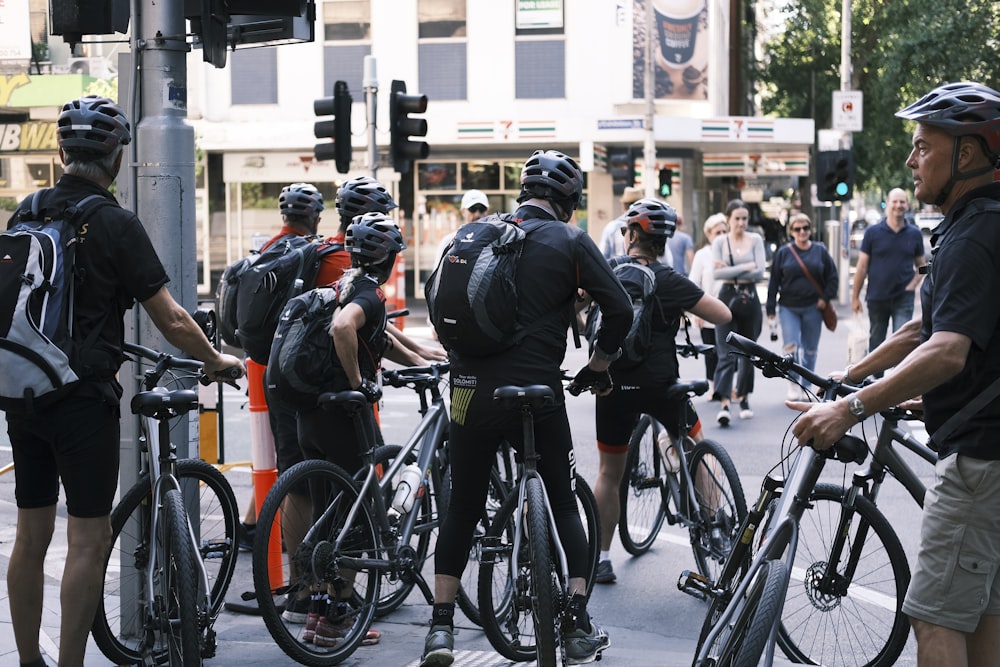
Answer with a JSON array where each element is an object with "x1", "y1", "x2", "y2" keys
[{"x1": 67, "y1": 56, "x2": 116, "y2": 78}]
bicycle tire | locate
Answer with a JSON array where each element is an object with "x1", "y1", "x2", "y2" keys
[
  {"x1": 161, "y1": 488, "x2": 203, "y2": 665},
  {"x1": 479, "y1": 484, "x2": 539, "y2": 662},
  {"x1": 368, "y1": 444, "x2": 433, "y2": 616},
  {"x1": 688, "y1": 439, "x2": 748, "y2": 586},
  {"x1": 775, "y1": 483, "x2": 911, "y2": 667},
  {"x1": 574, "y1": 473, "x2": 601, "y2": 596},
  {"x1": 527, "y1": 476, "x2": 559, "y2": 666},
  {"x1": 700, "y1": 558, "x2": 789, "y2": 667},
  {"x1": 619, "y1": 414, "x2": 668, "y2": 555},
  {"x1": 92, "y1": 459, "x2": 239, "y2": 665},
  {"x1": 252, "y1": 459, "x2": 380, "y2": 667}
]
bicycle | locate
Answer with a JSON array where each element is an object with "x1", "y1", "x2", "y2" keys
[
  {"x1": 685, "y1": 332, "x2": 909, "y2": 667},
  {"x1": 619, "y1": 341, "x2": 748, "y2": 588},
  {"x1": 92, "y1": 340, "x2": 242, "y2": 665},
  {"x1": 251, "y1": 363, "x2": 456, "y2": 665},
  {"x1": 477, "y1": 382, "x2": 607, "y2": 666}
]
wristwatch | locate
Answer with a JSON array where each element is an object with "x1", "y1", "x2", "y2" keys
[{"x1": 847, "y1": 396, "x2": 866, "y2": 421}]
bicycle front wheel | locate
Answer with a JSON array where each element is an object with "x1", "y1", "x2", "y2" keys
[
  {"x1": 161, "y1": 488, "x2": 203, "y2": 665},
  {"x1": 619, "y1": 415, "x2": 668, "y2": 555},
  {"x1": 252, "y1": 459, "x2": 380, "y2": 667},
  {"x1": 776, "y1": 483, "x2": 911, "y2": 667},
  {"x1": 688, "y1": 439, "x2": 748, "y2": 586},
  {"x1": 93, "y1": 459, "x2": 238, "y2": 665},
  {"x1": 699, "y1": 558, "x2": 788, "y2": 667}
]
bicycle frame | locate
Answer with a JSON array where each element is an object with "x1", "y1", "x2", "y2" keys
[{"x1": 854, "y1": 411, "x2": 935, "y2": 508}]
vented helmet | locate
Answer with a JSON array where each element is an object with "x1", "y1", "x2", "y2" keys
[
  {"x1": 346, "y1": 212, "x2": 405, "y2": 265},
  {"x1": 518, "y1": 150, "x2": 584, "y2": 208},
  {"x1": 57, "y1": 95, "x2": 131, "y2": 155},
  {"x1": 279, "y1": 183, "x2": 325, "y2": 221},
  {"x1": 624, "y1": 198, "x2": 677, "y2": 237},
  {"x1": 896, "y1": 82, "x2": 1000, "y2": 159},
  {"x1": 336, "y1": 177, "x2": 397, "y2": 220}
]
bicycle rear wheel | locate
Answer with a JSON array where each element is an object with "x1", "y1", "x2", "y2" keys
[
  {"x1": 688, "y1": 439, "x2": 748, "y2": 586},
  {"x1": 698, "y1": 558, "x2": 788, "y2": 667},
  {"x1": 93, "y1": 459, "x2": 238, "y2": 665},
  {"x1": 252, "y1": 459, "x2": 380, "y2": 667},
  {"x1": 619, "y1": 415, "x2": 669, "y2": 555},
  {"x1": 775, "y1": 483, "x2": 911, "y2": 667},
  {"x1": 526, "y1": 476, "x2": 559, "y2": 666},
  {"x1": 161, "y1": 488, "x2": 203, "y2": 665}
]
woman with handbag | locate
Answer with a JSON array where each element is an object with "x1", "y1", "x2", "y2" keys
[
  {"x1": 765, "y1": 213, "x2": 839, "y2": 399},
  {"x1": 711, "y1": 199, "x2": 766, "y2": 425},
  {"x1": 688, "y1": 213, "x2": 729, "y2": 400}
]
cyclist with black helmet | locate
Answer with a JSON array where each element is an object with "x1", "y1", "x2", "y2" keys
[
  {"x1": 791, "y1": 81, "x2": 1000, "y2": 666},
  {"x1": 420, "y1": 150, "x2": 632, "y2": 667},
  {"x1": 584, "y1": 198, "x2": 731, "y2": 585},
  {"x1": 3, "y1": 96, "x2": 244, "y2": 667}
]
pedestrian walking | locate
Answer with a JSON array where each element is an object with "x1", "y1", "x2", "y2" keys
[
  {"x1": 688, "y1": 212, "x2": 727, "y2": 399},
  {"x1": 711, "y1": 199, "x2": 765, "y2": 425},
  {"x1": 766, "y1": 213, "x2": 838, "y2": 399}
]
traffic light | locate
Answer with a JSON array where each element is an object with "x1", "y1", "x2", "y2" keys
[
  {"x1": 658, "y1": 167, "x2": 673, "y2": 197},
  {"x1": 610, "y1": 151, "x2": 635, "y2": 196},
  {"x1": 50, "y1": 0, "x2": 130, "y2": 48},
  {"x1": 816, "y1": 149, "x2": 854, "y2": 202},
  {"x1": 389, "y1": 80, "x2": 429, "y2": 174},
  {"x1": 313, "y1": 81, "x2": 352, "y2": 174}
]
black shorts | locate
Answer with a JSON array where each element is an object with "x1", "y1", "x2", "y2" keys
[
  {"x1": 595, "y1": 382, "x2": 698, "y2": 453},
  {"x1": 6, "y1": 381, "x2": 122, "y2": 518}
]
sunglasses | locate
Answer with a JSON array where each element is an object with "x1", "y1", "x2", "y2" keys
[{"x1": 791, "y1": 226, "x2": 811, "y2": 232}]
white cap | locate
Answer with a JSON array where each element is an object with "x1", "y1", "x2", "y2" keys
[{"x1": 461, "y1": 189, "x2": 489, "y2": 210}]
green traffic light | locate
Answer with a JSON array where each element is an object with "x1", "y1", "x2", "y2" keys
[{"x1": 835, "y1": 182, "x2": 849, "y2": 197}]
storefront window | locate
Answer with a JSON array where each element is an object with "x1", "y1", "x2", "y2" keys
[
  {"x1": 418, "y1": 162, "x2": 457, "y2": 190},
  {"x1": 460, "y1": 161, "x2": 500, "y2": 190}
]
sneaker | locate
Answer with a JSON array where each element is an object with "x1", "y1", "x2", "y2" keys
[
  {"x1": 302, "y1": 610, "x2": 321, "y2": 643},
  {"x1": 420, "y1": 623, "x2": 455, "y2": 666},
  {"x1": 594, "y1": 559, "x2": 616, "y2": 584},
  {"x1": 313, "y1": 614, "x2": 352, "y2": 648},
  {"x1": 238, "y1": 521, "x2": 256, "y2": 552},
  {"x1": 716, "y1": 407, "x2": 730, "y2": 427},
  {"x1": 282, "y1": 594, "x2": 313, "y2": 624},
  {"x1": 564, "y1": 619, "x2": 611, "y2": 664},
  {"x1": 739, "y1": 399, "x2": 753, "y2": 420}
]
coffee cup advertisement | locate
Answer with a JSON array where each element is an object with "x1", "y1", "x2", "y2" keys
[{"x1": 632, "y1": 0, "x2": 709, "y2": 100}]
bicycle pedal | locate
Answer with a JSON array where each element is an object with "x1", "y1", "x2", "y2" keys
[{"x1": 677, "y1": 569, "x2": 710, "y2": 601}]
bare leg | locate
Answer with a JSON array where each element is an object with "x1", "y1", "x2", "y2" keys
[
  {"x1": 8, "y1": 506, "x2": 56, "y2": 665},
  {"x1": 969, "y1": 615, "x2": 1000, "y2": 667},
  {"x1": 593, "y1": 450, "x2": 626, "y2": 552},
  {"x1": 58, "y1": 514, "x2": 112, "y2": 667},
  {"x1": 433, "y1": 574, "x2": 460, "y2": 606}
]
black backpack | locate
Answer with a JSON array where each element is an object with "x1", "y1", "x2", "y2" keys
[
  {"x1": 425, "y1": 214, "x2": 545, "y2": 357},
  {"x1": 0, "y1": 189, "x2": 109, "y2": 411},
  {"x1": 266, "y1": 283, "x2": 381, "y2": 410},
  {"x1": 585, "y1": 257, "x2": 660, "y2": 369},
  {"x1": 221, "y1": 234, "x2": 341, "y2": 364}
]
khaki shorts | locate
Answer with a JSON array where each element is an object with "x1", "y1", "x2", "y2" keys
[{"x1": 902, "y1": 455, "x2": 1000, "y2": 633}]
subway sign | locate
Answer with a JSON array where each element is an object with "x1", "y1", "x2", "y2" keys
[{"x1": 0, "y1": 121, "x2": 59, "y2": 153}]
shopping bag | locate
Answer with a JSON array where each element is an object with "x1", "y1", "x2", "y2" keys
[{"x1": 846, "y1": 313, "x2": 869, "y2": 364}]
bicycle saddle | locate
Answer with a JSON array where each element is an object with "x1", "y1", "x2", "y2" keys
[
  {"x1": 317, "y1": 390, "x2": 368, "y2": 413},
  {"x1": 130, "y1": 388, "x2": 199, "y2": 418},
  {"x1": 494, "y1": 385, "x2": 554, "y2": 411},
  {"x1": 665, "y1": 380, "x2": 710, "y2": 402}
]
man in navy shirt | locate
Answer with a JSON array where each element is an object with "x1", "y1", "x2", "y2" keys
[{"x1": 851, "y1": 187, "x2": 926, "y2": 354}]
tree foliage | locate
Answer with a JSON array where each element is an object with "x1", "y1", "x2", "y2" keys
[{"x1": 758, "y1": 0, "x2": 1000, "y2": 198}]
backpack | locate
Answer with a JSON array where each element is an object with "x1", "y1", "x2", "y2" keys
[
  {"x1": 585, "y1": 257, "x2": 659, "y2": 369},
  {"x1": 425, "y1": 214, "x2": 545, "y2": 357},
  {"x1": 224, "y1": 234, "x2": 341, "y2": 364},
  {"x1": 0, "y1": 189, "x2": 108, "y2": 411},
  {"x1": 266, "y1": 283, "x2": 381, "y2": 410}
]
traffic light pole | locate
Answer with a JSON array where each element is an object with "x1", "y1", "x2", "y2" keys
[
  {"x1": 364, "y1": 55, "x2": 379, "y2": 178},
  {"x1": 838, "y1": 0, "x2": 853, "y2": 304}
]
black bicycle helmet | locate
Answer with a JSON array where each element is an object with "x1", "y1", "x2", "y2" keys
[
  {"x1": 335, "y1": 177, "x2": 398, "y2": 221},
  {"x1": 623, "y1": 198, "x2": 677, "y2": 237},
  {"x1": 57, "y1": 95, "x2": 131, "y2": 155},
  {"x1": 279, "y1": 183, "x2": 325, "y2": 221},
  {"x1": 896, "y1": 82, "x2": 1000, "y2": 159},
  {"x1": 345, "y1": 212, "x2": 405, "y2": 265},
  {"x1": 518, "y1": 150, "x2": 584, "y2": 209}
]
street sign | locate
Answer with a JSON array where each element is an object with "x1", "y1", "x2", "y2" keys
[{"x1": 833, "y1": 90, "x2": 863, "y2": 132}]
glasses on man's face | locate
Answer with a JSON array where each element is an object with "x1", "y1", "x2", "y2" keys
[{"x1": 791, "y1": 226, "x2": 811, "y2": 233}]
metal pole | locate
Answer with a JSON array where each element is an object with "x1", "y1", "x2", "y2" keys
[
  {"x1": 837, "y1": 0, "x2": 852, "y2": 303},
  {"x1": 643, "y1": 0, "x2": 656, "y2": 198},
  {"x1": 364, "y1": 55, "x2": 379, "y2": 178}
]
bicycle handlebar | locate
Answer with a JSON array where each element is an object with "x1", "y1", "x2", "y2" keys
[
  {"x1": 678, "y1": 342, "x2": 715, "y2": 359},
  {"x1": 123, "y1": 341, "x2": 242, "y2": 390},
  {"x1": 726, "y1": 332, "x2": 858, "y2": 399},
  {"x1": 381, "y1": 362, "x2": 450, "y2": 388}
]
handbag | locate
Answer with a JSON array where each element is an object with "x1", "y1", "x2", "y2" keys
[
  {"x1": 724, "y1": 238, "x2": 760, "y2": 321},
  {"x1": 788, "y1": 244, "x2": 837, "y2": 332}
]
